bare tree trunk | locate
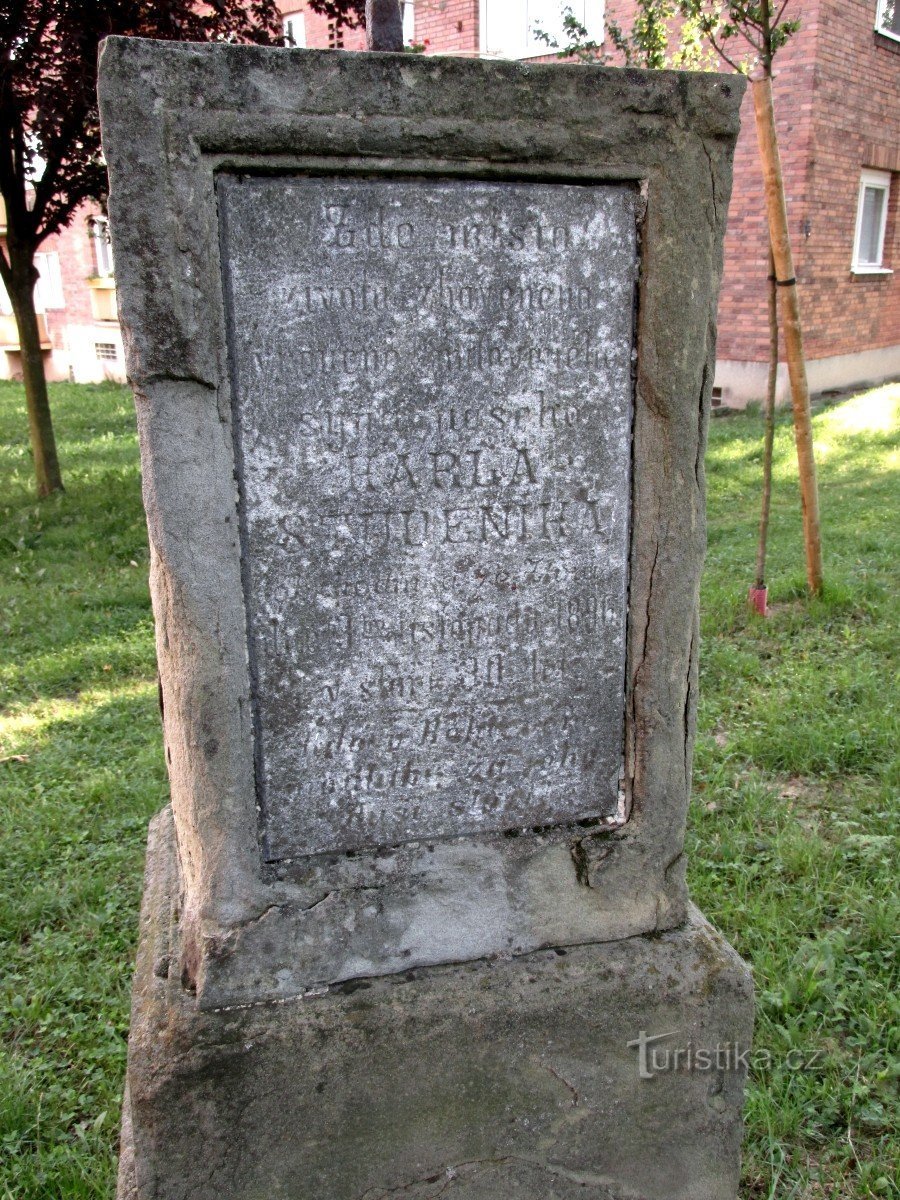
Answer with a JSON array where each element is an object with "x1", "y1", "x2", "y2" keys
[
  {"x1": 751, "y1": 75, "x2": 822, "y2": 596},
  {"x1": 754, "y1": 245, "x2": 778, "y2": 591},
  {"x1": 6, "y1": 257, "x2": 64, "y2": 497},
  {"x1": 366, "y1": 0, "x2": 404, "y2": 49}
]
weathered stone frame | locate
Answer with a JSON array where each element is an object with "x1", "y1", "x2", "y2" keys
[{"x1": 99, "y1": 39, "x2": 745, "y2": 1008}]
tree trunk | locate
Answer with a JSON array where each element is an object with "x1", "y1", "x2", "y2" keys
[
  {"x1": 10, "y1": 282, "x2": 64, "y2": 497},
  {"x1": 5, "y1": 244, "x2": 64, "y2": 497},
  {"x1": 755, "y1": 245, "x2": 778, "y2": 590},
  {"x1": 751, "y1": 75, "x2": 822, "y2": 596},
  {"x1": 366, "y1": 0, "x2": 404, "y2": 50}
]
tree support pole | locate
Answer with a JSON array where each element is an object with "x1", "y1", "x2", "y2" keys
[
  {"x1": 750, "y1": 245, "x2": 778, "y2": 614},
  {"x1": 751, "y1": 75, "x2": 823, "y2": 596}
]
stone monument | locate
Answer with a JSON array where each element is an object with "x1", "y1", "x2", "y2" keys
[{"x1": 99, "y1": 37, "x2": 753, "y2": 1200}]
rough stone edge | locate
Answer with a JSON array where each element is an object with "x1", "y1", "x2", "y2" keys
[{"x1": 115, "y1": 1083, "x2": 137, "y2": 1200}]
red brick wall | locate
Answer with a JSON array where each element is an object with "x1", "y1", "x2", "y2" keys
[
  {"x1": 800, "y1": 0, "x2": 900, "y2": 359},
  {"x1": 715, "y1": 6, "x2": 823, "y2": 364},
  {"x1": 1, "y1": 204, "x2": 101, "y2": 354},
  {"x1": 280, "y1": 3, "x2": 366, "y2": 50},
  {"x1": 41, "y1": 208, "x2": 100, "y2": 349},
  {"x1": 280, "y1": 0, "x2": 479, "y2": 52},
  {"x1": 415, "y1": 0, "x2": 479, "y2": 54},
  {"x1": 594, "y1": 0, "x2": 899, "y2": 367}
]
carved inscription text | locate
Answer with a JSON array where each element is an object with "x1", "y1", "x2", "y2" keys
[{"x1": 219, "y1": 175, "x2": 637, "y2": 859}]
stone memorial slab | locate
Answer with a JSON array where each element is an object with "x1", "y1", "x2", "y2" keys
[
  {"x1": 99, "y1": 41, "x2": 754, "y2": 1200},
  {"x1": 98, "y1": 41, "x2": 753, "y2": 1003},
  {"x1": 219, "y1": 174, "x2": 637, "y2": 860}
]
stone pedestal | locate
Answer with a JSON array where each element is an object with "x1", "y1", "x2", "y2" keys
[{"x1": 119, "y1": 810, "x2": 753, "y2": 1200}]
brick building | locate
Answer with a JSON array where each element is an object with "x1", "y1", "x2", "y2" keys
[
  {"x1": 3, "y1": 0, "x2": 896, "y2": 400},
  {"x1": 0, "y1": 200, "x2": 125, "y2": 384},
  {"x1": 701, "y1": 0, "x2": 900, "y2": 403},
  {"x1": 274, "y1": 0, "x2": 900, "y2": 403}
]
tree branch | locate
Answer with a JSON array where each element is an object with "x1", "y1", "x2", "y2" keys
[
  {"x1": 707, "y1": 30, "x2": 744, "y2": 72},
  {"x1": 773, "y1": 0, "x2": 792, "y2": 29}
]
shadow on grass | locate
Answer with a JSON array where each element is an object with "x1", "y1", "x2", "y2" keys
[{"x1": 0, "y1": 611, "x2": 155, "y2": 709}]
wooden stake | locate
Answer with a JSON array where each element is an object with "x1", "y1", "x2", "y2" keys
[
  {"x1": 751, "y1": 75, "x2": 823, "y2": 596},
  {"x1": 754, "y1": 245, "x2": 778, "y2": 591}
]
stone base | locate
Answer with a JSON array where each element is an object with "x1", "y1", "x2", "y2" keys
[{"x1": 119, "y1": 810, "x2": 754, "y2": 1200}]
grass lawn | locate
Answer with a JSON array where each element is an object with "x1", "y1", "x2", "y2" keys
[{"x1": 1, "y1": 378, "x2": 897, "y2": 1199}]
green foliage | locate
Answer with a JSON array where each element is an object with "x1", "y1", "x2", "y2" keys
[
  {"x1": 608, "y1": 0, "x2": 674, "y2": 68},
  {"x1": 679, "y1": 0, "x2": 802, "y2": 72},
  {"x1": 534, "y1": 0, "x2": 801, "y2": 74},
  {"x1": 533, "y1": 0, "x2": 714, "y2": 68},
  {"x1": 532, "y1": 7, "x2": 607, "y2": 63},
  {"x1": 0, "y1": 381, "x2": 898, "y2": 1197},
  {"x1": 607, "y1": 0, "x2": 715, "y2": 69}
]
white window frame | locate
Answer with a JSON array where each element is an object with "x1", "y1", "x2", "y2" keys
[
  {"x1": 34, "y1": 251, "x2": 65, "y2": 310},
  {"x1": 283, "y1": 12, "x2": 307, "y2": 47},
  {"x1": 402, "y1": 0, "x2": 415, "y2": 44},
  {"x1": 480, "y1": 0, "x2": 604, "y2": 61},
  {"x1": 875, "y1": 0, "x2": 900, "y2": 43},
  {"x1": 851, "y1": 168, "x2": 892, "y2": 275},
  {"x1": 90, "y1": 216, "x2": 115, "y2": 278}
]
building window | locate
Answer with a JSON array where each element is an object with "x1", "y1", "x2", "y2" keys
[
  {"x1": 0, "y1": 256, "x2": 64, "y2": 313},
  {"x1": 34, "y1": 252, "x2": 65, "y2": 310},
  {"x1": 90, "y1": 216, "x2": 114, "y2": 278},
  {"x1": 875, "y1": 0, "x2": 900, "y2": 42},
  {"x1": 95, "y1": 341, "x2": 118, "y2": 361},
  {"x1": 480, "y1": 0, "x2": 603, "y2": 59},
  {"x1": 283, "y1": 12, "x2": 307, "y2": 46},
  {"x1": 327, "y1": 19, "x2": 345, "y2": 48},
  {"x1": 852, "y1": 169, "x2": 892, "y2": 273},
  {"x1": 402, "y1": 0, "x2": 415, "y2": 43}
]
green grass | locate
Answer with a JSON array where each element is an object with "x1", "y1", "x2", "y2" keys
[
  {"x1": 691, "y1": 386, "x2": 899, "y2": 1199},
  {"x1": 0, "y1": 382, "x2": 166, "y2": 1200},
  {"x1": 1, "y1": 378, "x2": 898, "y2": 1198}
]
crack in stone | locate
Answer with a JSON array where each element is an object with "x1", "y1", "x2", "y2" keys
[
  {"x1": 143, "y1": 370, "x2": 216, "y2": 391},
  {"x1": 684, "y1": 624, "x2": 697, "y2": 792},
  {"x1": 696, "y1": 358, "x2": 709, "y2": 491},
  {"x1": 569, "y1": 836, "x2": 614, "y2": 889},
  {"x1": 701, "y1": 139, "x2": 721, "y2": 225},
  {"x1": 247, "y1": 890, "x2": 340, "y2": 930},
  {"x1": 355, "y1": 1154, "x2": 623, "y2": 1199},
  {"x1": 635, "y1": 537, "x2": 661, "y2": 702},
  {"x1": 655, "y1": 849, "x2": 686, "y2": 930},
  {"x1": 570, "y1": 838, "x2": 590, "y2": 886},
  {"x1": 543, "y1": 1061, "x2": 580, "y2": 1107}
]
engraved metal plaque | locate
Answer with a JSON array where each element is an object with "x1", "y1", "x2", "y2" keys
[{"x1": 219, "y1": 175, "x2": 637, "y2": 860}]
